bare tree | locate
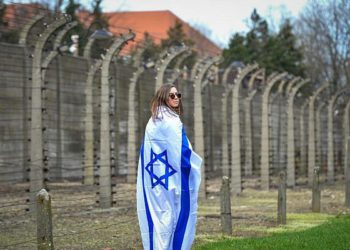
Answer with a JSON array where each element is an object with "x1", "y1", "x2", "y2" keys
[{"x1": 295, "y1": 0, "x2": 350, "y2": 90}]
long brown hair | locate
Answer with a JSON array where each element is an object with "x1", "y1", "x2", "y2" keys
[{"x1": 150, "y1": 84, "x2": 183, "y2": 120}]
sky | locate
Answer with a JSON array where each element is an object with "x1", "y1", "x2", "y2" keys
[{"x1": 85, "y1": 0, "x2": 309, "y2": 48}]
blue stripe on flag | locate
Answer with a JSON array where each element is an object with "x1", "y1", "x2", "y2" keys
[
  {"x1": 173, "y1": 127, "x2": 192, "y2": 249},
  {"x1": 141, "y1": 142, "x2": 154, "y2": 250}
]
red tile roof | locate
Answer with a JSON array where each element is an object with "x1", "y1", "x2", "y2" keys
[
  {"x1": 2, "y1": 3, "x2": 49, "y2": 30},
  {"x1": 2, "y1": 4, "x2": 221, "y2": 57},
  {"x1": 79, "y1": 10, "x2": 221, "y2": 57}
]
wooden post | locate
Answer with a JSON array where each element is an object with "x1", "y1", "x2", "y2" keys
[
  {"x1": 346, "y1": 144, "x2": 350, "y2": 207},
  {"x1": 36, "y1": 189, "x2": 54, "y2": 250},
  {"x1": 344, "y1": 101, "x2": 350, "y2": 207},
  {"x1": 277, "y1": 171, "x2": 286, "y2": 225},
  {"x1": 312, "y1": 166, "x2": 321, "y2": 212},
  {"x1": 346, "y1": 136, "x2": 350, "y2": 207},
  {"x1": 220, "y1": 176, "x2": 232, "y2": 235}
]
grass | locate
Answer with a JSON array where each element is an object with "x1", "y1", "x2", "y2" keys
[
  {"x1": 1, "y1": 179, "x2": 349, "y2": 249},
  {"x1": 194, "y1": 215, "x2": 350, "y2": 250}
]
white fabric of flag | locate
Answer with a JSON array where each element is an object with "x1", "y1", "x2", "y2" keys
[{"x1": 137, "y1": 106, "x2": 202, "y2": 250}]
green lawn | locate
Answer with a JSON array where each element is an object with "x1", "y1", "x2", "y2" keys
[{"x1": 194, "y1": 215, "x2": 350, "y2": 250}]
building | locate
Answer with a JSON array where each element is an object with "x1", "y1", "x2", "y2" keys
[
  {"x1": 78, "y1": 10, "x2": 221, "y2": 57},
  {"x1": 2, "y1": 3, "x2": 221, "y2": 57}
]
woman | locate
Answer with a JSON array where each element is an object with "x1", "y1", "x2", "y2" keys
[{"x1": 137, "y1": 84, "x2": 202, "y2": 250}]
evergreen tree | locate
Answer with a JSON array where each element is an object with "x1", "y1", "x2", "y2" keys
[
  {"x1": 161, "y1": 20, "x2": 196, "y2": 69},
  {"x1": 222, "y1": 9, "x2": 304, "y2": 76},
  {"x1": 141, "y1": 32, "x2": 161, "y2": 62},
  {"x1": 222, "y1": 33, "x2": 248, "y2": 66},
  {"x1": 274, "y1": 19, "x2": 304, "y2": 76},
  {"x1": 161, "y1": 20, "x2": 194, "y2": 48},
  {"x1": 65, "y1": 0, "x2": 80, "y2": 19},
  {"x1": 64, "y1": 0, "x2": 87, "y2": 56},
  {"x1": 91, "y1": 0, "x2": 108, "y2": 29}
]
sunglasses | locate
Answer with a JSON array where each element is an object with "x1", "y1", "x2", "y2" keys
[{"x1": 169, "y1": 92, "x2": 182, "y2": 99}]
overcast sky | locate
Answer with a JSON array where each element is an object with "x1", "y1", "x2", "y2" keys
[{"x1": 87, "y1": 0, "x2": 308, "y2": 48}]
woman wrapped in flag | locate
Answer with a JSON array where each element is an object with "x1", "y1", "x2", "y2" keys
[{"x1": 137, "y1": 84, "x2": 202, "y2": 250}]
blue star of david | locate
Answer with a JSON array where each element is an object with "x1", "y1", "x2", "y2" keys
[{"x1": 145, "y1": 148, "x2": 177, "y2": 190}]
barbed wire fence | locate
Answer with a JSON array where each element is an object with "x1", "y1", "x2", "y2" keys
[{"x1": 0, "y1": 2, "x2": 349, "y2": 249}]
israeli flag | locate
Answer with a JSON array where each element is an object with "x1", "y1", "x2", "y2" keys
[{"x1": 137, "y1": 107, "x2": 202, "y2": 250}]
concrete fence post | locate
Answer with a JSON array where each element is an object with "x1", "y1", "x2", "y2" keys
[
  {"x1": 84, "y1": 60, "x2": 102, "y2": 185},
  {"x1": 300, "y1": 101, "x2": 309, "y2": 178},
  {"x1": 18, "y1": 14, "x2": 45, "y2": 46},
  {"x1": 19, "y1": 14, "x2": 45, "y2": 182},
  {"x1": 39, "y1": 21, "x2": 78, "y2": 179},
  {"x1": 327, "y1": 87, "x2": 349, "y2": 183},
  {"x1": 36, "y1": 189, "x2": 54, "y2": 250},
  {"x1": 327, "y1": 99, "x2": 335, "y2": 184},
  {"x1": 308, "y1": 83, "x2": 329, "y2": 185},
  {"x1": 312, "y1": 167, "x2": 321, "y2": 212},
  {"x1": 260, "y1": 72, "x2": 288, "y2": 190},
  {"x1": 221, "y1": 64, "x2": 235, "y2": 178},
  {"x1": 244, "y1": 69, "x2": 264, "y2": 176},
  {"x1": 230, "y1": 64, "x2": 258, "y2": 195},
  {"x1": 83, "y1": 32, "x2": 112, "y2": 185},
  {"x1": 193, "y1": 56, "x2": 221, "y2": 199},
  {"x1": 127, "y1": 48, "x2": 145, "y2": 183},
  {"x1": 29, "y1": 15, "x2": 71, "y2": 209},
  {"x1": 154, "y1": 46, "x2": 188, "y2": 91},
  {"x1": 220, "y1": 176, "x2": 232, "y2": 235},
  {"x1": 277, "y1": 171, "x2": 286, "y2": 225},
  {"x1": 286, "y1": 79, "x2": 309, "y2": 188},
  {"x1": 316, "y1": 103, "x2": 327, "y2": 177},
  {"x1": 99, "y1": 32, "x2": 135, "y2": 209},
  {"x1": 167, "y1": 50, "x2": 192, "y2": 85}
]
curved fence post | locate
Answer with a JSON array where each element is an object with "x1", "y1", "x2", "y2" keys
[
  {"x1": 19, "y1": 14, "x2": 45, "y2": 46},
  {"x1": 167, "y1": 49, "x2": 192, "y2": 84},
  {"x1": 19, "y1": 14, "x2": 46, "y2": 182},
  {"x1": 39, "y1": 21, "x2": 78, "y2": 179},
  {"x1": 230, "y1": 63, "x2": 258, "y2": 194},
  {"x1": 29, "y1": 14, "x2": 71, "y2": 209},
  {"x1": 344, "y1": 98, "x2": 350, "y2": 207},
  {"x1": 286, "y1": 79, "x2": 309, "y2": 187},
  {"x1": 83, "y1": 33, "x2": 112, "y2": 185},
  {"x1": 221, "y1": 64, "x2": 235, "y2": 177},
  {"x1": 154, "y1": 46, "x2": 188, "y2": 91},
  {"x1": 83, "y1": 36, "x2": 96, "y2": 63},
  {"x1": 126, "y1": 48, "x2": 145, "y2": 183},
  {"x1": 84, "y1": 60, "x2": 102, "y2": 185},
  {"x1": 327, "y1": 87, "x2": 349, "y2": 183},
  {"x1": 244, "y1": 69, "x2": 264, "y2": 177},
  {"x1": 308, "y1": 83, "x2": 329, "y2": 185},
  {"x1": 99, "y1": 32, "x2": 135, "y2": 208},
  {"x1": 316, "y1": 102, "x2": 327, "y2": 175},
  {"x1": 194, "y1": 56, "x2": 221, "y2": 199},
  {"x1": 260, "y1": 72, "x2": 288, "y2": 190},
  {"x1": 300, "y1": 100, "x2": 309, "y2": 178}
]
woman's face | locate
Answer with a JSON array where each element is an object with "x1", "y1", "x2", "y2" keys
[{"x1": 167, "y1": 87, "x2": 180, "y2": 108}]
